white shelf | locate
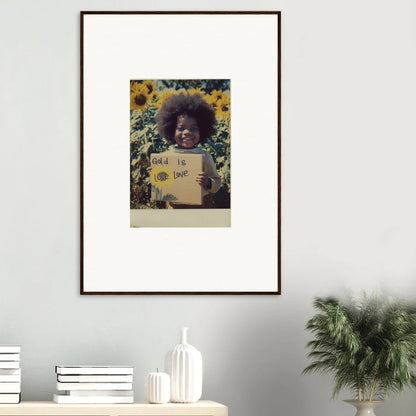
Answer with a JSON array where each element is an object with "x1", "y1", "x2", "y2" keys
[{"x1": 0, "y1": 400, "x2": 228, "y2": 416}]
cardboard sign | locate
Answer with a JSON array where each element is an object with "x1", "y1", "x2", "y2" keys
[{"x1": 150, "y1": 153, "x2": 203, "y2": 205}]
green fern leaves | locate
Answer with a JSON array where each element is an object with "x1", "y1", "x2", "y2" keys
[{"x1": 303, "y1": 294, "x2": 416, "y2": 401}]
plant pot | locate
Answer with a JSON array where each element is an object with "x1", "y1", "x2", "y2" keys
[{"x1": 343, "y1": 400, "x2": 384, "y2": 416}]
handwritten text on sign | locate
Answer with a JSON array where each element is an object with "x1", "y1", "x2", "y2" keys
[{"x1": 150, "y1": 153, "x2": 203, "y2": 205}]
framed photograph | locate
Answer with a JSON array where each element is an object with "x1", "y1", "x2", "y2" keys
[
  {"x1": 130, "y1": 78, "x2": 231, "y2": 228},
  {"x1": 81, "y1": 11, "x2": 281, "y2": 294}
]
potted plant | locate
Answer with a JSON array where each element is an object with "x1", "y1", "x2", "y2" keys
[{"x1": 303, "y1": 293, "x2": 416, "y2": 416}]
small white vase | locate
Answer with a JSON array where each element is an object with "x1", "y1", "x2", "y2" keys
[
  {"x1": 343, "y1": 400, "x2": 384, "y2": 416},
  {"x1": 165, "y1": 327, "x2": 202, "y2": 403},
  {"x1": 145, "y1": 371, "x2": 170, "y2": 404}
]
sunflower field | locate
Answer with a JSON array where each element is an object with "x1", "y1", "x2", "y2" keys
[{"x1": 130, "y1": 79, "x2": 231, "y2": 209}]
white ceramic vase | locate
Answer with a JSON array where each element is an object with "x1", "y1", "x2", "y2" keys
[
  {"x1": 145, "y1": 371, "x2": 170, "y2": 404},
  {"x1": 165, "y1": 327, "x2": 202, "y2": 403},
  {"x1": 344, "y1": 400, "x2": 384, "y2": 416}
]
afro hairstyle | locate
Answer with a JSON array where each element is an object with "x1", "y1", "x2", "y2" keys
[{"x1": 156, "y1": 93, "x2": 216, "y2": 144}]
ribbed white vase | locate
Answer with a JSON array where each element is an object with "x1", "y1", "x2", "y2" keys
[
  {"x1": 165, "y1": 327, "x2": 202, "y2": 403},
  {"x1": 145, "y1": 371, "x2": 170, "y2": 404}
]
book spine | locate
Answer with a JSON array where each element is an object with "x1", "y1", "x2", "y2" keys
[
  {"x1": 56, "y1": 382, "x2": 132, "y2": 391},
  {"x1": 0, "y1": 354, "x2": 20, "y2": 361},
  {"x1": 53, "y1": 394, "x2": 134, "y2": 404},
  {"x1": 68, "y1": 390, "x2": 134, "y2": 396},
  {"x1": 0, "y1": 375, "x2": 20, "y2": 382},
  {"x1": 0, "y1": 369, "x2": 21, "y2": 375},
  {"x1": 0, "y1": 383, "x2": 21, "y2": 393},
  {"x1": 0, "y1": 362, "x2": 20, "y2": 369},
  {"x1": 56, "y1": 367, "x2": 134, "y2": 375},
  {"x1": 0, "y1": 347, "x2": 20, "y2": 354},
  {"x1": 0, "y1": 393, "x2": 20, "y2": 404},
  {"x1": 57, "y1": 375, "x2": 133, "y2": 383}
]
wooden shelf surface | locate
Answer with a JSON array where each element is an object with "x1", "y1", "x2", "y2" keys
[{"x1": 0, "y1": 400, "x2": 228, "y2": 416}]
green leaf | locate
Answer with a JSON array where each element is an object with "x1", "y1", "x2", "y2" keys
[{"x1": 303, "y1": 293, "x2": 416, "y2": 400}]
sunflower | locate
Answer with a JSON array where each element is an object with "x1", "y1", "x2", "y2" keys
[
  {"x1": 205, "y1": 96, "x2": 217, "y2": 113},
  {"x1": 221, "y1": 91, "x2": 230, "y2": 102},
  {"x1": 130, "y1": 82, "x2": 151, "y2": 111},
  {"x1": 205, "y1": 89, "x2": 229, "y2": 113},
  {"x1": 187, "y1": 87, "x2": 212, "y2": 103},
  {"x1": 188, "y1": 87, "x2": 203, "y2": 95},
  {"x1": 150, "y1": 165, "x2": 175, "y2": 189},
  {"x1": 154, "y1": 88, "x2": 185, "y2": 109},
  {"x1": 209, "y1": 89, "x2": 225, "y2": 102},
  {"x1": 130, "y1": 81, "x2": 142, "y2": 94},
  {"x1": 142, "y1": 80, "x2": 155, "y2": 96},
  {"x1": 214, "y1": 93, "x2": 230, "y2": 120},
  {"x1": 216, "y1": 101, "x2": 230, "y2": 121}
]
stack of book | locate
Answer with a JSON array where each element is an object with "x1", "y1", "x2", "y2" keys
[
  {"x1": 53, "y1": 366, "x2": 134, "y2": 404},
  {"x1": 0, "y1": 345, "x2": 21, "y2": 404}
]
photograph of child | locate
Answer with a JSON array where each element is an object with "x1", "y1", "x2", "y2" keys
[{"x1": 130, "y1": 79, "x2": 231, "y2": 227}]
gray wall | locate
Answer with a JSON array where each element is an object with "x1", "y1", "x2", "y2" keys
[{"x1": 1, "y1": 0, "x2": 416, "y2": 415}]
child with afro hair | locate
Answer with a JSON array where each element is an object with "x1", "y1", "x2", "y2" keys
[{"x1": 153, "y1": 93, "x2": 221, "y2": 208}]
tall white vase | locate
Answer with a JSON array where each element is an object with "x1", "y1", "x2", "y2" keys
[
  {"x1": 165, "y1": 327, "x2": 202, "y2": 403},
  {"x1": 343, "y1": 400, "x2": 384, "y2": 416}
]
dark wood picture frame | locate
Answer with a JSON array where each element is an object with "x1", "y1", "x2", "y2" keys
[{"x1": 80, "y1": 11, "x2": 281, "y2": 295}]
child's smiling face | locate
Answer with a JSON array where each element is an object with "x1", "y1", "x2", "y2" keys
[{"x1": 174, "y1": 114, "x2": 200, "y2": 149}]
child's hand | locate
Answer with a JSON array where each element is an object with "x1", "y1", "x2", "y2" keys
[{"x1": 196, "y1": 172, "x2": 212, "y2": 189}]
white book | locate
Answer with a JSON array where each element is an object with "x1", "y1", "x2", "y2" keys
[
  {"x1": 68, "y1": 390, "x2": 133, "y2": 397},
  {"x1": 56, "y1": 382, "x2": 132, "y2": 391},
  {"x1": 0, "y1": 383, "x2": 21, "y2": 393},
  {"x1": 0, "y1": 369, "x2": 20, "y2": 375},
  {"x1": 56, "y1": 366, "x2": 133, "y2": 375},
  {"x1": 0, "y1": 393, "x2": 20, "y2": 404},
  {"x1": 0, "y1": 375, "x2": 20, "y2": 382},
  {"x1": 0, "y1": 354, "x2": 20, "y2": 362},
  {"x1": 58, "y1": 374, "x2": 133, "y2": 383},
  {"x1": 0, "y1": 346, "x2": 20, "y2": 354},
  {"x1": 53, "y1": 394, "x2": 134, "y2": 404},
  {"x1": 0, "y1": 362, "x2": 19, "y2": 369}
]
